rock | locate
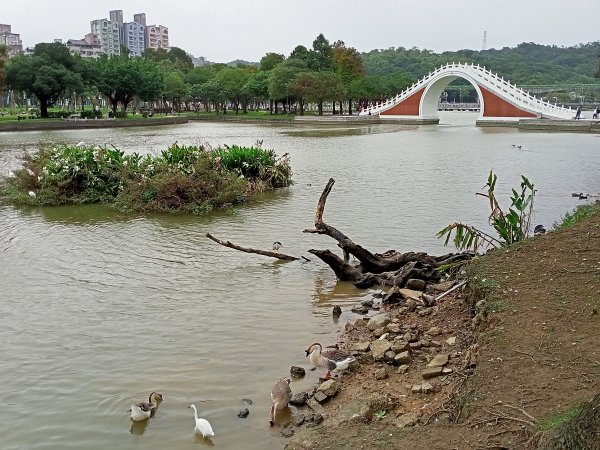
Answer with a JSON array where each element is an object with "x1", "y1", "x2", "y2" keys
[
  {"x1": 411, "y1": 385, "x2": 422, "y2": 394},
  {"x1": 237, "y1": 408, "x2": 250, "y2": 418},
  {"x1": 386, "y1": 323, "x2": 402, "y2": 334},
  {"x1": 344, "y1": 322, "x2": 354, "y2": 332},
  {"x1": 396, "y1": 412, "x2": 418, "y2": 428},
  {"x1": 384, "y1": 351, "x2": 397, "y2": 363},
  {"x1": 291, "y1": 413, "x2": 305, "y2": 427},
  {"x1": 242, "y1": 398, "x2": 253, "y2": 404},
  {"x1": 427, "y1": 353, "x2": 449, "y2": 368},
  {"x1": 399, "y1": 288, "x2": 423, "y2": 300},
  {"x1": 356, "y1": 353, "x2": 374, "y2": 365},
  {"x1": 422, "y1": 367, "x2": 444, "y2": 379},
  {"x1": 290, "y1": 366, "x2": 306, "y2": 378},
  {"x1": 409, "y1": 341, "x2": 423, "y2": 350},
  {"x1": 397, "y1": 364, "x2": 409, "y2": 374},
  {"x1": 382, "y1": 287, "x2": 403, "y2": 305},
  {"x1": 351, "y1": 341, "x2": 370, "y2": 352},
  {"x1": 317, "y1": 379, "x2": 340, "y2": 398},
  {"x1": 361, "y1": 298, "x2": 374, "y2": 307},
  {"x1": 313, "y1": 391, "x2": 329, "y2": 404},
  {"x1": 421, "y1": 381, "x2": 434, "y2": 394},
  {"x1": 392, "y1": 340, "x2": 409, "y2": 353},
  {"x1": 289, "y1": 392, "x2": 310, "y2": 406},
  {"x1": 430, "y1": 340, "x2": 442, "y2": 347},
  {"x1": 394, "y1": 351, "x2": 411, "y2": 364},
  {"x1": 332, "y1": 305, "x2": 342, "y2": 317},
  {"x1": 422, "y1": 294, "x2": 436, "y2": 306},
  {"x1": 354, "y1": 318, "x2": 368, "y2": 327},
  {"x1": 429, "y1": 280, "x2": 455, "y2": 292},
  {"x1": 403, "y1": 332, "x2": 412, "y2": 341},
  {"x1": 418, "y1": 309, "x2": 433, "y2": 316},
  {"x1": 370, "y1": 339, "x2": 392, "y2": 361},
  {"x1": 405, "y1": 299, "x2": 418, "y2": 312},
  {"x1": 373, "y1": 327, "x2": 386, "y2": 338},
  {"x1": 281, "y1": 427, "x2": 295, "y2": 438},
  {"x1": 368, "y1": 313, "x2": 391, "y2": 331},
  {"x1": 446, "y1": 336, "x2": 457, "y2": 346},
  {"x1": 374, "y1": 366, "x2": 390, "y2": 380},
  {"x1": 405, "y1": 279, "x2": 427, "y2": 291},
  {"x1": 351, "y1": 304, "x2": 369, "y2": 314},
  {"x1": 427, "y1": 326, "x2": 442, "y2": 336},
  {"x1": 307, "y1": 398, "x2": 325, "y2": 415},
  {"x1": 442, "y1": 367, "x2": 453, "y2": 374}
]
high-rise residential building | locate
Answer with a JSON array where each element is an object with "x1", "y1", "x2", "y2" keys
[
  {"x1": 90, "y1": 18, "x2": 121, "y2": 56},
  {"x1": 109, "y1": 10, "x2": 124, "y2": 44},
  {"x1": 122, "y1": 21, "x2": 145, "y2": 57},
  {"x1": 66, "y1": 33, "x2": 103, "y2": 58},
  {"x1": 146, "y1": 24, "x2": 169, "y2": 50},
  {"x1": 0, "y1": 24, "x2": 23, "y2": 56}
]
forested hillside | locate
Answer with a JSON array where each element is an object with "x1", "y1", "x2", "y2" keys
[{"x1": 362, "y1": 42, "x2": 600, "y2": 85}]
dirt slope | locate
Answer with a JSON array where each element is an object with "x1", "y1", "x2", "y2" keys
[{"x1": 286, "y1": 207, "x2": 600, "y2": 450}]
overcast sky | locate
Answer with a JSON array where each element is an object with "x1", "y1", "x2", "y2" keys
[{"x1": 3, "y1": 0, "x2": 599, "y2": 62}]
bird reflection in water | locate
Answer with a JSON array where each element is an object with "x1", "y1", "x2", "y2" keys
[{"x1": 129, "y1": 419, "x2": 149, "y2": 435}]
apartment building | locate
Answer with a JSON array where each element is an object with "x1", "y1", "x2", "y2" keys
[
  {"x1": 122, "y1": 21, "x2": 146, "y2": 57},
  {"x1": 66, "y1": 33, "x2": 103, "y2": 58},
  {"x1": 146, "y1": 25, "x2": 169, "y2": 50},
  {"x1": 90, "y1": 18, "x2": 121, "y2": 56},
  {"x1": 0, "y1": 24, "x2": 23, "y2": 56}
]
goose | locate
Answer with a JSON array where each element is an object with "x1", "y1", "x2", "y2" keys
[
  {"x1": 305, "y1": 342, "x2": 355, "y2": 380},
  {"x1": 272, "y1": 241, "x2": 283, "y2": 251},
  {"x1": 188, "y1": 404, "x2": 214, "y2": 438},
  {"x1": 129, "y1": 392, "x2": 163, "y2": 422},
  {"x1": 269, "y1": 378, "x2": 292, "y2": 426}
]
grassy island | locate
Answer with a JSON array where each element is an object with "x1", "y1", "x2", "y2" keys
[{"x1": 0, "y1": 143, "x2": 292, "y2": 214}]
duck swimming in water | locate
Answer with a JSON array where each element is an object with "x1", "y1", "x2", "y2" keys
[{"x1": 129, "y1": 392, "x2": 163, "y2": 422}]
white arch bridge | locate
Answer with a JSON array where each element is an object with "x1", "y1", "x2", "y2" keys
[{"x1": 360, "y1": 63, "x2": 575, "y2": 121}]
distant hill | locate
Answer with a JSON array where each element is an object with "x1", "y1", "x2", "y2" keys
[
  {"x1": 191, "y1": 56, "x2": 259, "y2": 68},
  {"x1": 361, "y1": 42, "x2": 600, "y2": 85}
]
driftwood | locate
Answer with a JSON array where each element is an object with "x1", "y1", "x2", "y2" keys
[
  {"x1": 206, "y1": 233, "x2": 301, "y2": 261},
  {"x1": 305, "y1": 178, "x2": 472, "y2": 288},
  {"x1": 207, "y1": 177, "x2": 471, "y2": 290}
]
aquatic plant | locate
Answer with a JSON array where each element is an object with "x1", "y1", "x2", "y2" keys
[
  {"x1": 437, "y1": 171, "x2": 536, "y2": 253},
  {"x1": 0, "y1": 142, "x2": 293, "y2": 214}
]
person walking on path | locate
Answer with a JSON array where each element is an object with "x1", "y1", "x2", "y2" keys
[
  {"x1": 593, "y1": 107, "x2": 599, "y2": 120},
  {"x1": 574, "y1": 106, "x2": 582, "y2": 120}
]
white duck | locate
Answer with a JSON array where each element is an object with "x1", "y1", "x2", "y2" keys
[
  {"x1": 129, "y1": 392, "x2": 163, "y2": 422},
  {"x1": 305, "y1": 342, "x2": 355, "y2": 380},
  {"x1": 269, "y1": 378, "x2": 292, "y2": 426},
  {"x1": 188, "y1": 404, "x2": 214, "y2": 438}
]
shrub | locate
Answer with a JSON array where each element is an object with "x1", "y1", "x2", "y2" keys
[{"x1": 0, "y1": 143, "x2": 293, "y2": 215}]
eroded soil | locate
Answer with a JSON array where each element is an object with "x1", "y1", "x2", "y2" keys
[{"x1": 286, "y1": 207, "x2": 600, "y2": 450}]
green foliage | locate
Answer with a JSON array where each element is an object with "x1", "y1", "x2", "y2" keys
[
  {"x1": 362, "y1": 42, "x2": 600, "y2": 84},
  {"x1": 553, "y1": 203, "x2": 599, "y2": 230},
  {"x1": 211, "y1": 145, "x2": 293, "y2": 187},
  {"x1": 0, "y1": 143, "x2": 293, "y2": 214},
  {"x1": 0, "y1": 44, "x2": 8, "y2": 92},
  {"x1": 374, "y1": 410, "x2": 388, "y2": 420},
  {"x1": 143, "y1": 46, "x2": 194, "y2": 72},
  {"x1": 5, "y1": 43, "x2": 84, "y2": 117},
  {"x1": 260, "y1": 52, "x2": 285, "y2": 71},
  {"x1": 437, "y1": 171, "x2": 536, "y2": 253}
]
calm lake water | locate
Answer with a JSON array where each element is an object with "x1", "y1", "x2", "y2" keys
[{"x1": 1, "y1": 113, "x2": 599, "y2": 449}]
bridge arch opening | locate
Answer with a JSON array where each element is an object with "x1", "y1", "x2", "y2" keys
[{"x1": 420, "y1": 74, "x2": 483, "y2": 120}]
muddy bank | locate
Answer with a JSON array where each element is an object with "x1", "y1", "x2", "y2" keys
[{"x1": 285, "y1": 207, "x2": 600, "y2": 449}]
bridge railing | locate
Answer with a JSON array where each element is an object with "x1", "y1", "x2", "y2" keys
[{"x1": 362, "y1": 62, "x2": 573, "y2": 119}]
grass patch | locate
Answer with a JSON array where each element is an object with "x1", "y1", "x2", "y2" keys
[
  {"x1": 553, "y1": 203, "x2": 600, "y2": 230},
  {"x1": 536, "y1": 403, "x2": 584, "y2": 431},
  {"x1": 0, "y1": 143, "x2": 293, "y2": 215}
]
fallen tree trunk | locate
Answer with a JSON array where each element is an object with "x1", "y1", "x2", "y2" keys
[{"x1": 206, "y1": 233, "x2": 301, "y2": 261}]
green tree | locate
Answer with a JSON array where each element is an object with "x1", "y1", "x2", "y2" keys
[
  {"x1": 0, "y1": 44, "x2": 8, "y2": 92},
  {"x1": 95, "y1": 56, "x2": 164, "y2": 115},
  {"x1": 309, "y1": 34, "x2": 333, "y2": 71},
  {"x1": 144, "y1": 46, "x2": 193, "y2": 72},
  {"x1": 260, "y1": 52, "x2": 285, "y2": 71},
  {"x1": 332, "y1": 41, "x2": 365, "y2": 114},
  {"x1": 268, "y1": 59, "x2": 307, "y2": 113},
  {"x1": 163, "y1": 71, "x2": 189, "y2": 113},
  {"x1": 216, "y1": 67, "x2": 253, "y2": 113},
  {"x1": 289, "y1": 45, "x2": 311, "y2": 63},
  {"x1": 5, "y1": 42, "x2": 83, "y2": 117}
]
